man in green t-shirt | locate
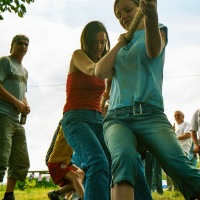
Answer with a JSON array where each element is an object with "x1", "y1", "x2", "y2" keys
[{"x1": 0, "y1": 34, "x2": 31, "y2": 200}]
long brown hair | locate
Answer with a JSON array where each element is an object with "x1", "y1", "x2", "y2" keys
[{"x1": 80, "y1": 21, "x2": 110, "y2": 60}]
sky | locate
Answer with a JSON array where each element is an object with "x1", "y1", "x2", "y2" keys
[{"x1": 0, "y1": 0, "x2": 200, "y2": 177}]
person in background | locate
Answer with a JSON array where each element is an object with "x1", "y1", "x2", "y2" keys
[
  {"x1": 95, "y1": 0, "x2": 200, "y2": 199},
  {"x1": 145, "y1": 151, "x2": 163, "y2": 195},
  {"x1": 165, "y1": 111, "x2": 196, "y2": 192},
  {"x1": 174, "y1": 110, "x2": 197, "y2": 167},
  {"x1": 47, "y1": 123, "x2": 84, "y2": 200},
  {"x1": 37, "y1": 173, "x2": 43, "y2": 188},
  {"x1": 29, "y1": 172, "x2": 35, "y2": 180},
  {"x1": 172, "y1": 113, "x2": 197, "y2": 192},
  {"x1": 0, "y1": 34, "x2": 30, "y2": 200},
  {"x1": 190, "y1": 108, "x2": 200, "y2": 155}
]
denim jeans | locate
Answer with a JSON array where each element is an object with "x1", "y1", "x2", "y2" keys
[
  {"x1": 145, "y1": 151, "x2": 163, "y2": 194},
  {"x1": 134, "y1": 153, "x2": 152, "y2": 200},
  {"x1": 188, "y1": 143, "x2": 198, "y2": 167},
  {"x1": 104, "y1": 103, "x2": 200, "y2": 200},
  {"x1": 62, "y1": 110, "x2": 111, "y2": 200},
  {"x1": 72, "y1": 145, "x2": 152, "y2": 200}
]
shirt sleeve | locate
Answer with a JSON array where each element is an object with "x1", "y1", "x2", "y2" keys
[
  {"x1": 0, "y1": 57, "x2": 10, "y2": 83},
  {"x1": 183, "y1": 122, "x2": 191, "y2": 134},
  {"x1": 159, "y1": 23, "x2": 168, "y2": 46},
  {"x1": 190, "y1": 110, "x2": 199, "y2": 131}
]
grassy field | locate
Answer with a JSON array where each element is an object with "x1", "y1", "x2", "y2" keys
[{"x1": 0, "y1": 187, "x2": 185, "y2": 200}]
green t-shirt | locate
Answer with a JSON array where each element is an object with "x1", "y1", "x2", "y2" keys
[{"x1": 0, "y1": 56, "x2": 28, "y2": 121}]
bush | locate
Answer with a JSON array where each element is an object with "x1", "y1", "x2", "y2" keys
[{"x1": 16, "y1": 177, "x2": 57, "y2": 190}]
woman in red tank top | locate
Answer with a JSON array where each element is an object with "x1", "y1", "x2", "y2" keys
[{"x1": 61, "y1": 21, "x2": 111, "y2": 200}]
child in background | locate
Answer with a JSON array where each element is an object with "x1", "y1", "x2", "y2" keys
[{"x1": 47, "y1": 124, "x2": 84, "y2": 200}]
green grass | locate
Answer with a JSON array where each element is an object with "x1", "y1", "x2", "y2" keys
[
  {"x1": 152, "y1": 190, "x2": 184, "y2": 200},
  {"x1": 0, "y1": 187, "x2": 185, "y2": 200},
  {"x1": 0, "y1": 188, "x2": 54, "y2": 200}
]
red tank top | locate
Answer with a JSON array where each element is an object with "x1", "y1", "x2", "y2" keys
[{"x1": 63, "y1": 72, "x2": 105, "y2": 112}]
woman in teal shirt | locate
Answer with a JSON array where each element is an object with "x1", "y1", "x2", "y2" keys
[{"x1": 95, "y1": 0, "x2": 200, "y2": 200}]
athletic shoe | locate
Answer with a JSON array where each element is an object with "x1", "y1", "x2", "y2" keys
[
  {"x1": 47, "y1": 190, "x2": 60, "y2": 200},
  {"x1": 2, "y1": 196, "x2": 15, "y2": 200},
  {"x1": 72, "y1": 192, "x2": 81, "y2": 200}
]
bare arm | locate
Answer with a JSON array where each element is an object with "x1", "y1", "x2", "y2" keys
[
  {"x1": 100, "y1": 77, "x2": 112, "y2": 115},
  {"x1": 140, "y1": 0, "x2": 166, "y2": 58},
  {"x1": 191, "y1": 130, "x2": 199, "y2": 145},
  {"x1": 95, "y1": 36, "x2": 126, "y2": 79},
  {"x1": 0, "y1": 84, "x2": 26, "y2": 113},
  {"x1": 22, "y1": 96, "x2": 30, "y2": 115},
  {"x1": 177, "y1": 132, "x2": 191, "y2": 140},
  {"x1": 102, "y1": 77, "x2": 112, "y2": 99},
  {"x1": 191, "y1": 130, "x2": 200, "y2": 153},
  {"x1": 69, "y1": 49, "x2": 96, "y2": 76}
]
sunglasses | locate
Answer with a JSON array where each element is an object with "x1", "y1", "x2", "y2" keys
[{"x1": 16, "y1": 41, "x2": 29, "y2": 47}]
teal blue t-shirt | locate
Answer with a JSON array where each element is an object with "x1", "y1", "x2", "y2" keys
[{"x1": 109, "y1": 24, "x2": 168, "y2": 111}]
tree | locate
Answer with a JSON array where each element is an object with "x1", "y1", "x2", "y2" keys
[{"x1": 0, "y1": 0, "x2": 34, "y2": 20}]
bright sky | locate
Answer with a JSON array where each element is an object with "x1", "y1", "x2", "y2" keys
[{"x1": 0, "y1": 0, "x2": 200, "y2": 176}]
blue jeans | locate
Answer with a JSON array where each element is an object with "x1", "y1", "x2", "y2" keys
[
  {"x1": 62, "y1": 110, "x2": 110, "y2": 200},
  {"x1": 72, "y1": 148, "x2": 152, "y2": 200},
  {"x1": 145, "y1": 151, "x2": 163, "y2": 194},
  {"x1": 104, "y1": 103, "x2": 200, "y2": 200},
  {"x1": 188, "y1": 143, "x2": 198, "y2": 167},
  {"x1": 134, "y1": 153, "x2": 152, "y2": 200}
]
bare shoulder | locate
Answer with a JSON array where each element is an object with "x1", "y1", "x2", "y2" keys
[
  {"x1": 72, "y1": 49, "x2": 85, "y2": 58},
  {"x1": 69, "y1": 49, "x2": 82, "y2": 74},
  {"x1": 70, "y1": 49, "x2": 95, "y2": 76}
]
